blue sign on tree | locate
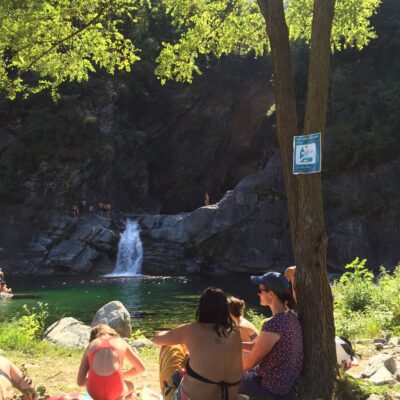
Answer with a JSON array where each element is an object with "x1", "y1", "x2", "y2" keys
[{"x1": 293, "y1": 132, "x2": 321, "y2": 174}]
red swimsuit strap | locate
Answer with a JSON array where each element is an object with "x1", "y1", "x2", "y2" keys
[{"x1": 88, "y1": 337, "x2": 125, "y2": 365}]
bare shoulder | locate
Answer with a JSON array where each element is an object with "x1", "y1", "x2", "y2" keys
[
  {"x1": 241, "y1": 318, "x2": 258, "y2": 331},
  {"x1": 85, "y1": 338, "x2": 101, "y2": 353}
]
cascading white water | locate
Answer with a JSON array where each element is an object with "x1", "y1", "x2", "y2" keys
[{"x1": 110, "y1": 219, "x2": 143, "y2": 276}]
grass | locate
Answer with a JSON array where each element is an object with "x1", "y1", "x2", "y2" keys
[
  {"x1": 2, "y1": 343, "x2": 160, "y2": 398},
  {"x1": 0, "y1": 303, "x2": 160, "y2": 398}
]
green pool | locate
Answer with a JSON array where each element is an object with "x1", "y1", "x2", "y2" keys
[{"x1": 1, "y1": 275, "x2": 264, "y2": 335}]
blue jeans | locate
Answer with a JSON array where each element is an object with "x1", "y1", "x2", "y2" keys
[{"x1": 239, "y1": 371, "x2": 289, "y2": 400}]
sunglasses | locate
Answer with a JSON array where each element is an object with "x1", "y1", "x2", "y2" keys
[{"x1": 257, "y1": 288, "x2": 270, "y2": 294}]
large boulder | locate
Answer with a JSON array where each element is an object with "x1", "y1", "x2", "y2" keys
[
  {"x1": 46, "y1": 239, "x2": 98, "y2": 273},
  {"x1": 91, "y1": 301, "x2": 132, "y2": 338},
  {"x1": 44, "y1": 317, "x2": 90, "y2": 348}
]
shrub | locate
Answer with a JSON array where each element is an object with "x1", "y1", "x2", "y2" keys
[
  {"x1": 333, "y1": 259, "x2": 400, "y2": 338},
  {"x1": 333, "y1": 370, "x2": 390, "y2": 400},
  {"x1": 0, "y1": 302, "x2": 48, "y2": 351},
  {"x1": 333, "y1": 258, "x2": 376, "y2": 313},
  {"x1": 246, "y1": 308, "x2": 266, "y2": 331}
]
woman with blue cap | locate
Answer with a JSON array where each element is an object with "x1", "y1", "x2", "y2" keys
[{"x1": 239, "y1": 272, "x2": 303, "y2": 400}]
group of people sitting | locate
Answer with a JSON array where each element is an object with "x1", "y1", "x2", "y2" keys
[
  {"x1": 1, "y1": 267, "x2": 352, "y2": 400},
  {"x1": 77, "y1": 270, "x2": 300, "y2": 400},
  {"x1": 154, "y1": 271, "x2": 302, "y2": 400}
]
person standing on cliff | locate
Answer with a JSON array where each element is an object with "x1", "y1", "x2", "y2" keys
[{"x1": 205, "y1": 192, "x2": 210, "y2": 207}]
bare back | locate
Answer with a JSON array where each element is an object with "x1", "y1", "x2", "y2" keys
[
  {"x1": 182, "y1": 323, "x2": 242, "y2": 400},
  {"x1": 86, "y1": 336, "x2": 126, "y2": 376}
]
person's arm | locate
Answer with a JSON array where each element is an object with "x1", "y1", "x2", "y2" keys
[
  {"x1": 76, "y1": 352, "x2": 89, "y2": 387},
  {"x1": 123, "y1": 344, "x2": 145, "y2": 378},
  {"x1": 9, "y1": 361, "x2": 37, "y2": 400},
  {"x1": 243, "y1": 331, "x2": 280, "y2": 371},
  {"x1": 152, "y1": 324, "x2": 189, "y2": 346},
  {"x1": 242, "y1": 341, "x2": 255, "y2": 352}
]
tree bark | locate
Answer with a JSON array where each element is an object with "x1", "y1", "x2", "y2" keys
[{"x1": 257, "y1": 0, "x2": 337, "y2": 398}]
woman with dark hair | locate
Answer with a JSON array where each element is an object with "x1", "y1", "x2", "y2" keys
[
  {"x1": 77, "y1": 324, "x2": 145, "y2": 400},
  {"x1": 153, "y1": 287, "x2": 242, "y2": 400},
  {"x1": 228, "y1": 296, "x2": 259, "y2": 342},
  {"x1": 240, "y1": 272, "x2": 303, "y2": 400}
]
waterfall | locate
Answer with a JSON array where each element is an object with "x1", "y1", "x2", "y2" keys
[{"x1": 110, "y1": 219, "x2": 143, "y2": 276}]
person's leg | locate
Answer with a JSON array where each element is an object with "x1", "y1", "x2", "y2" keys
[
  {"x1": 119, "y1": 380, "x2": 135, "y2": 400},
  {"x1": 239, "y1": 371, "x2": 274, "y2": 400}
]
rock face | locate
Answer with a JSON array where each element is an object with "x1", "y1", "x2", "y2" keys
[
  {"x1": 92, "y1": 301, "x2": 132, "y2": 338},
  {"x1": 2, "y1": 152, "x2": 400, "y2": 277},
  {"x1": 44, "y1": 317, "x2": 90, "y2": 348},
  {"x1": 138, "y1": 152, "x2": 291, "y2": 275},
  {"x1": 27, "y1": 215, "x2": 118, "y2": 275}
]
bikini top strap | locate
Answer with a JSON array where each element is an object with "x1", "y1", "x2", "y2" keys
[{"x1": 185, "y1": 361, "x2": 241, "y2": 400}]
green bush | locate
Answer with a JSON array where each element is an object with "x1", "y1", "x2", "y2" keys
[
  {"x1": 333, "y1": 258, "x2": 400, "y2": 338},
  {"x1": 333, "y1": 370, "x2": 390, "y2": 400},
  {"x1": 246, "y1": 308, "x2": 266, "y2": 331},
  {"x1": 0, "y1": 302, "x2": 48, "y2": 351}
]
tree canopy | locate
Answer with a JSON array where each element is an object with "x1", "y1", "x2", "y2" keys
[
  {"x1": 0, "y1": 0, "x2": 381, "y2": 99},
  {"x1": 0, "y1": 0, "x2": 140, "y2": 99},
  {"x1": 156, "y1": 0, "x2": 381, "y2": 83}
]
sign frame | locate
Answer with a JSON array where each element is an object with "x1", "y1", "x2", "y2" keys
[{"x1": 293, "y1": 132, "x2": 322, "y2": 175}]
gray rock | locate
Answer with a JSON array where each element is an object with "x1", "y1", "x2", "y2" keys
[
  {"x1": 129, "y1": 338, "x2": 154, "y2": 349},
  {"x1": 92, "y1": 301, "x2": 132, "y2": 338},
  {"x1": 86, "y1": 226, "x2": 117, "y2": 253},
  {"x1": 366, "y1": 395, "x2": 385, "y2": 400},
  {"x1": 389, "y1": 337, "x2": 400, "y2": 347},
  {"x1": 368, "y1": 366, "x2": 395, "y2": 385},
  {"x1": 44, "y1": 317, "x2": 90, "y2": 349},
  {"x1": 47, "y1": 240, "x2": 97, "y2": 273},
  {"x1": 374, "y1": 338, "x2": 387, "y2": 345},
  {"x1": 362, "y1": 354, "x2": 397, "y2": 378},
  {"x1": 375, "y1": 343, "x2": 384, "y2": 351}
]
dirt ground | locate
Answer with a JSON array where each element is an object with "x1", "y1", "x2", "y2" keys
[{"x1": 6, "y1": 347, "x2": 160, "y2": 398}]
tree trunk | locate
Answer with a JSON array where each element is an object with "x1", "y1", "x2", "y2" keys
[{"x1": 257, "y1": 0, "x2": 337, "y2": 398}]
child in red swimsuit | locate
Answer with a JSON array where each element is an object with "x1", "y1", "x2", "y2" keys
[{"x1": 77, "y1": 324, "x2": 145, "y2": 400}]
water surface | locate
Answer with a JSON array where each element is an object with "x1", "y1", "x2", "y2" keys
[{"x1": 1, "y1": 275, "x2": 263, "y2": 335}]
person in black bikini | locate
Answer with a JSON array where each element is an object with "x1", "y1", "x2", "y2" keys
[{"x1": 153, "y1": 287, "x2": 242, "y2": 400}]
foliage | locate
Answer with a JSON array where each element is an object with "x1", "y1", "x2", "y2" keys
[
  {"x1": 246, "y1": 308, "x2": 266, "y2": 332},
  {"x1": 130, "y1": 328, "x2": 146, "y2": 340},
  {"x1": 333, "y1": 368, "x2": 390, "y2": 400},
  {"x1": 155, "y1": 0, "x2": 381, "y2": 84},
  {"x1": 0, "y1": 302, "x2": 48, "y2": 351},
  {"x1": 333, "y1": 258, "x2": 400, "y2": 338},
  {"x1": 0, "y1": 0, "x2": 141, "y2": 99},
  {"x1": 155, "y1": 0, "x2": 267, "y2": 84},
  {"x1": 334, "y1": 258, "x2": 375, "y2": 312},
  {"x1": 11, "y1": 364, "x2": 50, "y2": 400},
  {"x1": 0, "y1": 0, "x2": 382, "y2": 98},
  {"x1": 287, "y1": 0, "x2": 381, "y2": 51}
]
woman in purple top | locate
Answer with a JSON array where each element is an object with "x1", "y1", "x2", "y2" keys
[{"x1": 240, "y1": 272, "x2": 303, "y2": 400}]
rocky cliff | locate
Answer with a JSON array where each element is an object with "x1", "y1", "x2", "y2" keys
[{"x1": 0, "y1": 0, "x2": 399, "y2": 276}]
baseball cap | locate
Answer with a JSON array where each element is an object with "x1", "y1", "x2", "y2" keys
[{"x1": 250, "y1": 271, "x2": 291, "y2": 297}]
